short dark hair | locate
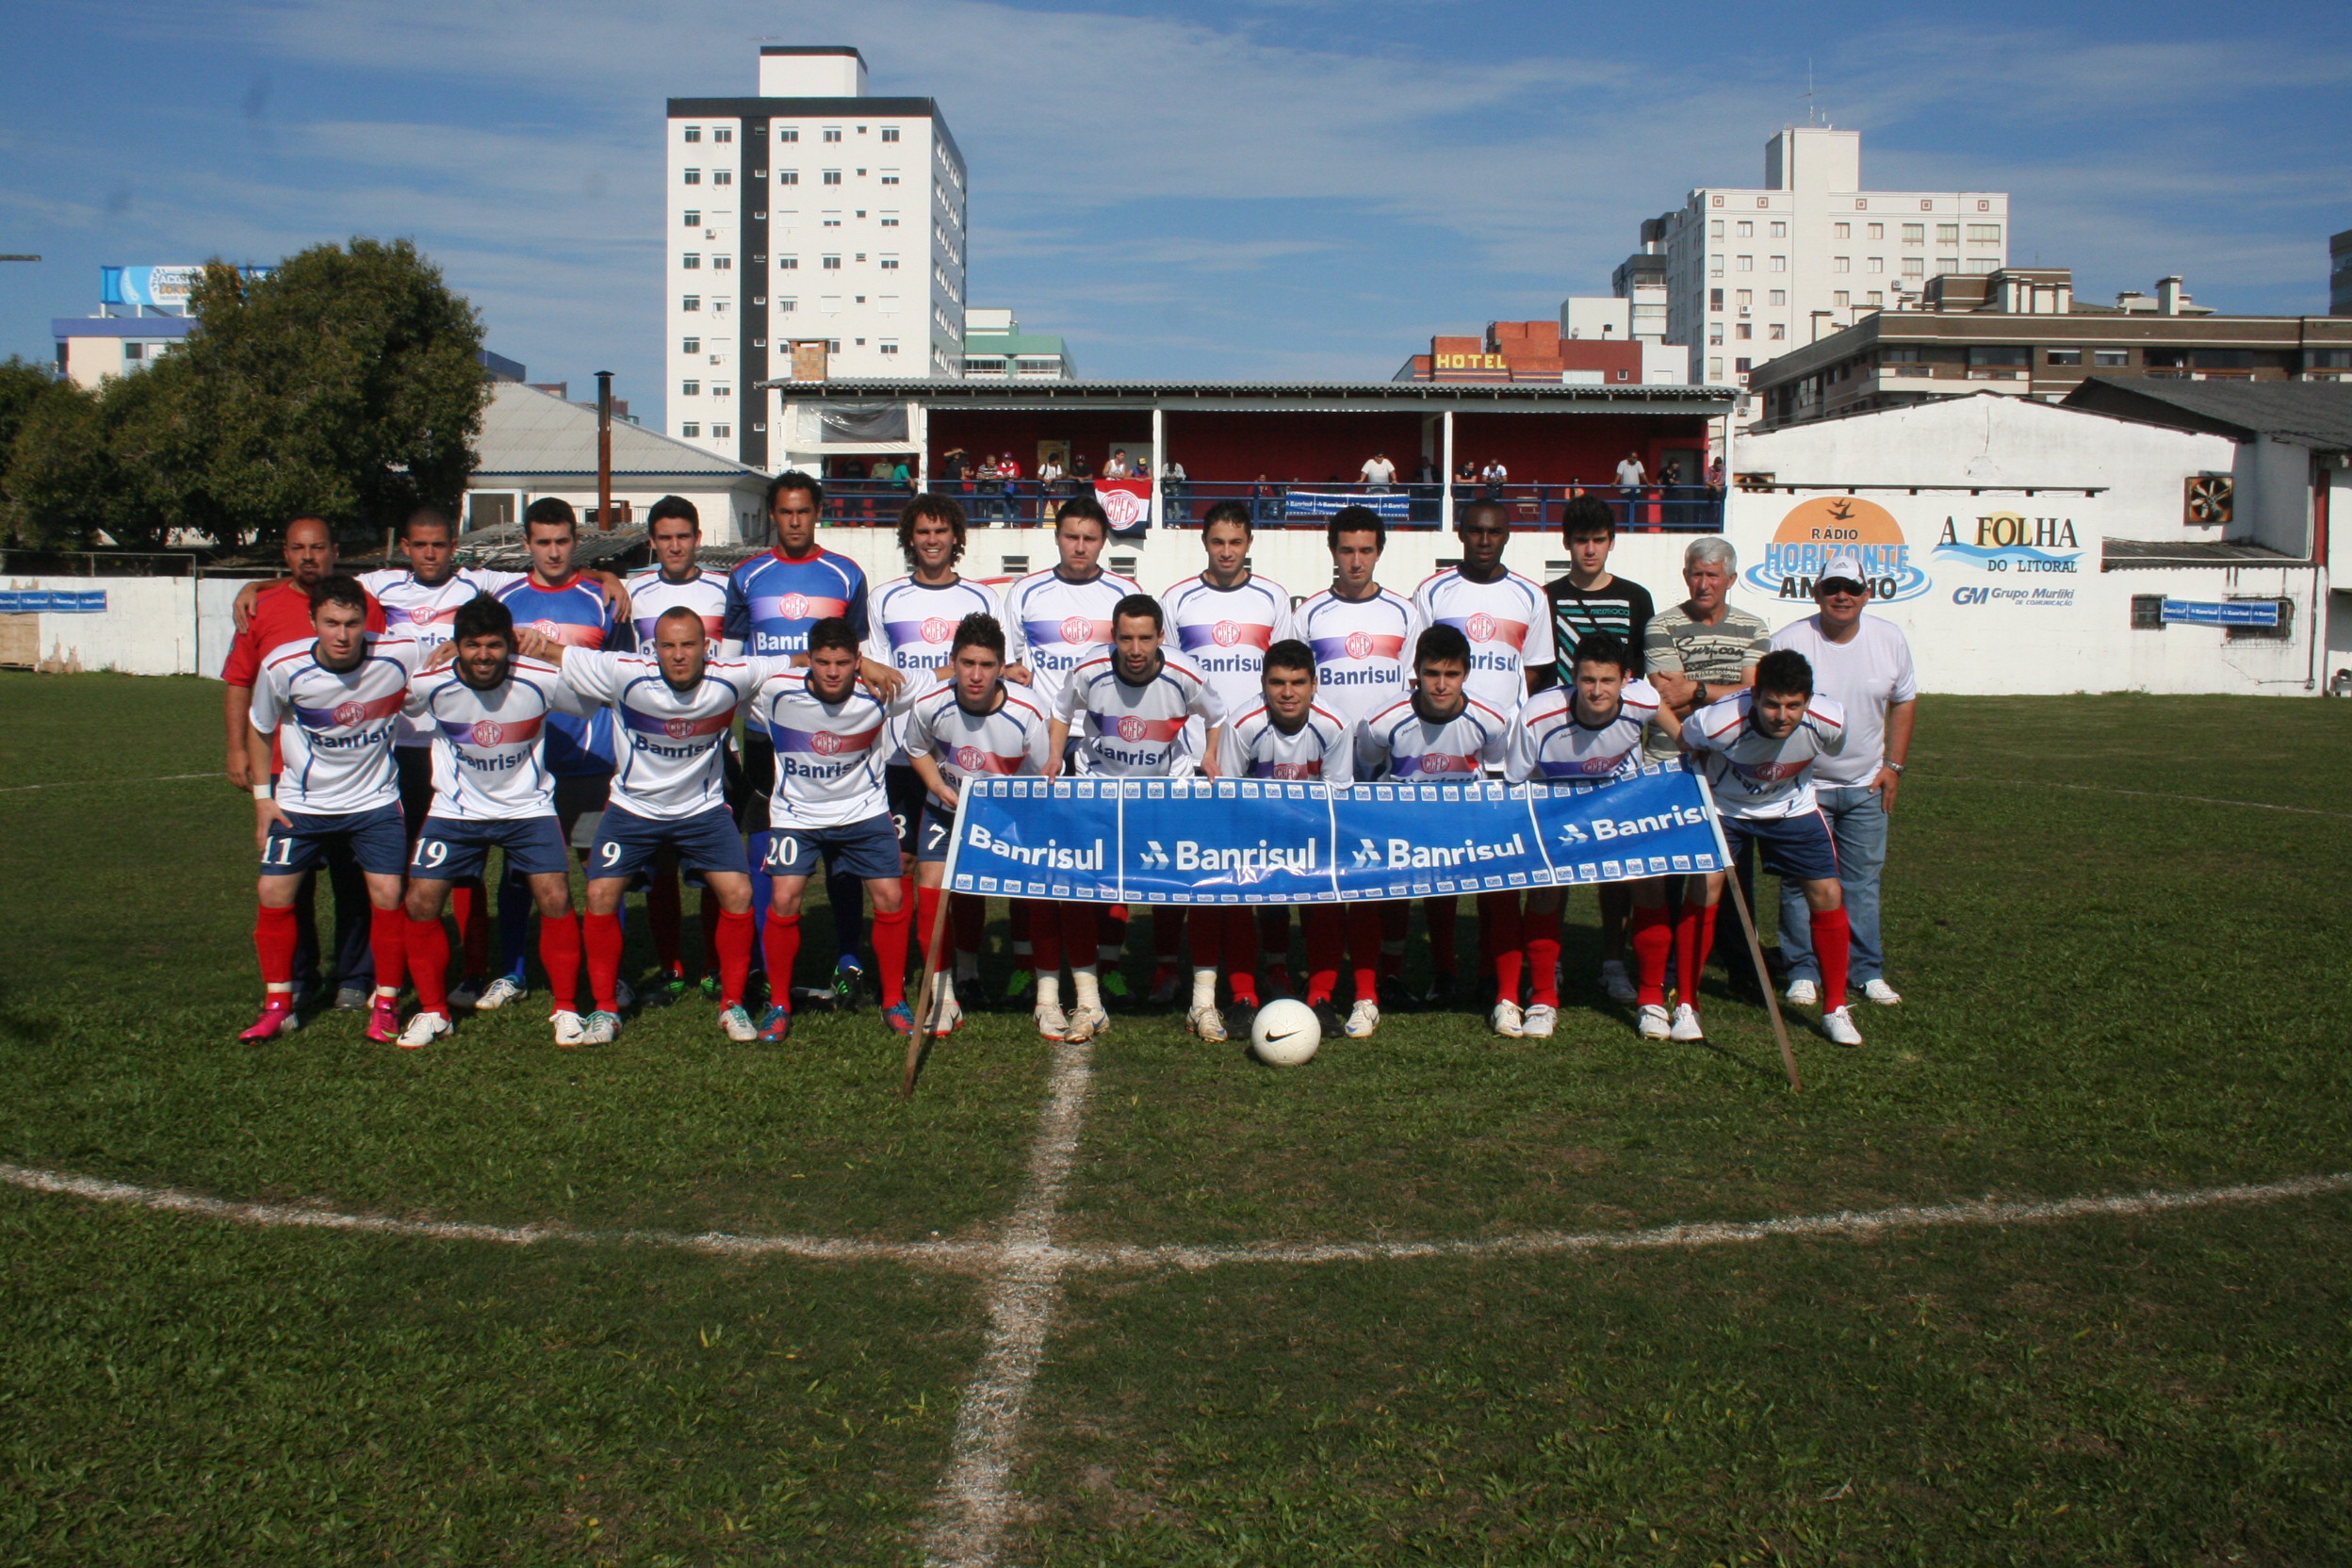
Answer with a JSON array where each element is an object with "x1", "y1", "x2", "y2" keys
[
  {"x1": 451, "y1": 595, "x2": 513, "y2": 646},
  {"x1": 1326, "y1": 503, "x2": 1386, "y2": 553},
  {"x1": 1263, "y1": 638, "x2": 1315, "y2": 678},
  {"x1": 951, "y1": 612, "x2": 1006, "y2": 660},
  {"x1": 1458, "y1": 498, "x2": 1510, "y2": 529},
  {"x1": 1414, "y1": 623, "x2": 1471, "y2": 670},
  {"x1": 308, "y1": 574, "x2": 368, "y2": 618},
  {"x1": 1560, "y1": 494, "x2": 1616, "y2": 540},
  {"x1": 1200, "y1": 499, "x2": 1251, "y2": 533},
  {"x1": 807, "y1": 615, "x2": 861, "y2": 659},
  {"x1": 646, "y1": 495, "x2": 699, "y2": 531},
  {"x1": 1572, "y1": 630, "x2": 1630, "y2": 674},
  {"x1": 1755, "y1": 647, "x2": 1814, "y2": 699},
  {"x1": 1054, "y1": 494, "x2": 1110, "y2": 535},
  {"x1": 653, "y1": 604, "x2": 708, "y2": 639},
  {"x1": 897, "y1": 492, "x2": 968, "y2": 568},
  {"x1": 402, "y1": 507, "x2": 455, "y2": 539},
  {"x1": 765, "y1": 471, "x2": 824, "y2": 516},
  {"x1": 524, "y1": 496, "x2": 576, "y2": 534},
  {"x1": 1112, "y1": 593, "x2": 1163, "y2": 633}
]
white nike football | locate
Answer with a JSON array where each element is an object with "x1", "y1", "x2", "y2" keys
[{"x1": 1250, "y1": 998, "x2": 1320, "y2": 1066}]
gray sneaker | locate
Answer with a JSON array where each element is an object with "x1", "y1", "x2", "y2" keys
[{"x1": 334, "y1": 984, "x2": 370, "y2": 1012}]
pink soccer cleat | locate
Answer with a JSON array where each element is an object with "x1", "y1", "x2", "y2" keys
[
  {"x1": 365, "y1": 997, "x2": 402, "y2": 1044},
  {"x1": 238, "y1": 1002, "x2": 302, "y2": 1041}
]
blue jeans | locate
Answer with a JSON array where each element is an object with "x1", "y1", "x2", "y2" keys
[{"x1": 1778, "y1": 783, "x2": 1888, "y2": 984}]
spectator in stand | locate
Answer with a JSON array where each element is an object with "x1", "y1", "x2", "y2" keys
[
  {"x1": 1252, "y1": 473, "x2": 1279, "y2": 524},
  {"x1": 973, "y1": 454, "x2": 1005, "y2": 527},
  {"x1": 1070, "y1": 449, "x2": 1094, "y2": 488},
  {"x1": 1162, "y1": 456, "x2": 1188, "y2": 521},
  {"x1": 1706, "y1": 454, "x2": 1725, "y2": 490},
  {"x1": 1769, "y1": 550, "x2": 1915, "y2": 1010},
  {"x1": 1360, "y1": 449, "x2": 1397, "y2": 491},
  {"x1": 1102, "y1": 449, "x2": 1133, "y2": 480},
  {"x1": 1479, "y1": 459, "x2": 1509, "y2": 501},
  {"x1": 1413, "y1": 455, "x2": 1440, "y2": 485},
  {"x1": 1615, "y1": 450, "x2": 1647, "y2": 490},
  {"x1": 997, "y1": 451, "x2": 1023, "y2": 524}
]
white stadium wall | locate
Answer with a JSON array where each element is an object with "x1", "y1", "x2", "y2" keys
[{"x1": 1, "y1": 575, "x2": 249, "y2": 677}]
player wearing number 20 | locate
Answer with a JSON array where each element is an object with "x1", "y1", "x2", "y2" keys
[{"x1": 397, "y1": 596, "x2": 596, "y2": 1050}]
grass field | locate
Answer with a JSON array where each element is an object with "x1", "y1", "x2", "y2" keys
[{"x1": 2, "y1": 670, "x2": 2348, "y2": 1565}]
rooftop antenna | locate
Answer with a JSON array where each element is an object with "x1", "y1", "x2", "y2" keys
[{"x1": 1805, "y1": 60, "x2": 1822, "y2": 126}]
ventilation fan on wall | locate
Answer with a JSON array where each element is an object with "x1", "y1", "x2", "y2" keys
[{"x1": 2184, "y1": 473, "x2": 2232, "y2": 526}]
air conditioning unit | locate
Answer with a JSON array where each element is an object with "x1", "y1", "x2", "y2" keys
[{"x1": 2184, "y1": 473, "x2": 2233, "y2": 526}]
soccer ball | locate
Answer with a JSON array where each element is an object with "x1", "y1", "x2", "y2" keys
[{"x1": 1250, "y1": 999, "x2": 1321, "y2": 1067}]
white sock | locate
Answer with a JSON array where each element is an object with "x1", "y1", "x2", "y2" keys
[
  {"x1": 936, "y1": 972, "x2": 957, "y2": 1006},
  {"x1": 1192, "y1": 968, "x2": 1218, "y2": 1010},
  {"x1": 1071, "y1": 968, "x2": 1102, "y2": 1010},
  {"x1": 1036, "y1": 972, "x2": 1060, "y2": 1010}
]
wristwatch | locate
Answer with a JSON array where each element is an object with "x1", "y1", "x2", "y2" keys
[{"x1": 1886, "y1": 761, "x2": 1906, "y2": 775}]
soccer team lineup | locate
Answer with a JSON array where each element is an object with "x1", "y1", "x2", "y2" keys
[{"x1": 229, "y1": 476, "x2": 1884, "y2": 1060}]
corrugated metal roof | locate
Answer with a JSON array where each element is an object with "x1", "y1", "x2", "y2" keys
[
  {"x1": 761, "y1": 376, "x2": 1733, "y2": 406},
  {"x1": 472, "y1": 382, "x2": 762, "y2": 478},
  {"x1": 2100, "y1": 538, "x2": 2313, "y2": 570},
  {"x1": 2063, "y1": 377, "x2": 2352, "y2": 449}
]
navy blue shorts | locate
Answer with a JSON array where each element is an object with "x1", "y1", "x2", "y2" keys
[
  {"x1": 1721, "y1": 808, "x2": 1840, "y2": 883},
  {"x1": 261, "y1": 803, "x2": 408, "y2": 877},
  {"x1": 763, "y1": 811, "x2": 904, "y2": 881},
  {"x1": 588, "y1": 805, "x2": 749, "y2": 883},
  {"x1": 886, "y1": 764, "x2": 926, "y2": 856},
  {"x1": 915, "y1": 798, "x2": 959, "y2": 864},
  {"x1": 411, "y1": 814, "x2": 571, "y2": 880}
]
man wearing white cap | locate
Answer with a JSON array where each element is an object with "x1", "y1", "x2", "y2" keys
[{"x1": 1767, "y1": 549, "x2": 1916, "y2": 1008}]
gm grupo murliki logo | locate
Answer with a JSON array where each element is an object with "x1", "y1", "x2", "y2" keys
[{"x1": 1743, "y1": 497, "x2": 1932, "y2": 603}]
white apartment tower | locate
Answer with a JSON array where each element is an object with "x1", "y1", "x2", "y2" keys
[
  {"x1": 666, "y1": 46, "x2": 968, "y2": 469},
  {"x1": 1648, "y1": 126, "x2": 2008, "y2": 387}
]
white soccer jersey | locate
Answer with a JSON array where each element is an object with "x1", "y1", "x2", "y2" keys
[
  {"x1": 1297, "y1": 586, "x2": 1423, "y2": 727},
  {"x1": 250, "y1": 634, "x2": 422, "y2": 814},
  {"x1": 1162, "y1": 573, "x2": 1296, "y2": 719},
  {"x1": 1002, "y1": 566, "x2": 1141, "y2": 715},
  {"x1": 1412, "y1": 566, "x2": 1552, "y2": 717},
  {"x1": 355, "y1": 566, "x2": 524, "y2": 745},
  {"x1": 1056, "y1": 651, "x2": 1222, "y2": 776},
  {"x1": 1355, "y1": 694, "x2": 1511, "y2": 783},
  {"x1": 622, "y1": 567, "x2": 727, "y2": 654},
  {"x1": 1506, "y1": 679, "x2": 1664, "y2": 785},
  {"x1": 1217, "y1": 701, "x2": 1354, "y2": 783},
  {"x1": 404, "y1": 656, "x2": 594, "y2": 820},
  {"x1": 746, "y1": 669, "x2": 893, "y2": 830},
  {"x1": 1681, "y1": 690, "x2": 1849, "y2": 821},
  {"x1": 902, "y1": 680, "x2": 1054, "y2": 787},
  {"x1": 560, "y1": 650, "x2": 789, "y2": 821},
  {"x1": 866, "y1": 574, "x2": 1003, "y2": 761}
]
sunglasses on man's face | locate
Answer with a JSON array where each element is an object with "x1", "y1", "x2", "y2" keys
[{"x1": 1816, "y1": 578, "x2": 1869, "y2": 596}]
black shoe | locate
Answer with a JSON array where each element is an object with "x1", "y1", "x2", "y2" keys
[
  {"x1": 1312, "y1": 998, "x2": 1343, "y2": 1037},
  {"x1": 1416, "y1": 971, "x2": 1456, "y2": 1009}
]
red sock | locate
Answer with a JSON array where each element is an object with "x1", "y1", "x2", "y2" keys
[
  {"x1": 1352, "y1": 906, "x2": 1385, "y2": 1002},
  {"x1": 1526, "y1": 902, "x2": 1562, "y2": 1008},
  {"x1": 1026, "y1": 899, "x2": 1061, "y2": 976},
  {"x1": 1631, "y1": 903, "x2": 1673, "y2": 1007},
  {"x1": 1813, "y1": 905, "x2": 1852, "y2": 1012},
  {"x1": 540, "y1": 912, "x2": 580, "y2": 1013},
  {"x1": 1221, "y1": 908, "x2": 1261, "y2": 1006},
  {"x1": 700, "y1": 886, "x2": 721, "y2": 976},
  {"x1": 254, "y1": 902, "x2": 299, "y2": 993},
  {"x1": 647, "y1": 868, "x2": 682, "y2": 972},
  {"x1": 873, "y1": 904, "x2": 912, "y2": 1006},
  {"x1": 1426, "y1": 896, "x2": 1459, "y2": 973},
  {"x1": 1674, "y1": 902, "x2": 1718, "y2": 1008},
  {"x1": 1303, "y1": 906, "x2": 1344, "y2": 1005},
  {"x1": 369, "y1": 906, "x2": 408, "y2": 999},
  {"x1": 1479, "y1": 892, "x2": 1523, "y2": 1004},
  {"x1": 583, "y1": 911, "x2": 625, "y2": 1014},
  {"x1": 407, "y1": 915, "x2": 451, "y2": 1014},
  {"x1": 450, "y1": 883, "x2": 489, "y2": 975},
  {"x1": 917, "y1": 885, "x2": 943, "y2": 967},
  {"x1": 715, "y1": 908, "x2": 755, "y2": 1008},
  {"x1": 1064, "y1": 904, "x2": 1100, "y2": 970},
  {"x1": 952, "y1": 893, "x2": 985, "y2": 964},
  {"x1": 762, "y1": 911, "x2": 802, "y2": 1009}
]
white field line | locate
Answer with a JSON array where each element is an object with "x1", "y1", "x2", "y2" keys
[
  {"x1": 1944, "y1": 775, "x2": 2352, "y2": 821},
  {"x1": 919, "y1": 1033, "x2": 1097, "y2": 1568},
  {"x1": 0, "y1": 772, "x2": 218, "y2": 794}
]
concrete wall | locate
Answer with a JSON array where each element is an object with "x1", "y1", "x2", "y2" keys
[{"x1": 0, "y1": 575, "x2": 251, "y2": 677}]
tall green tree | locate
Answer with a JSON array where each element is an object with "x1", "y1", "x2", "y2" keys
[{"x1": 6, "y1": 357, "x2": 210, "y2": 548}]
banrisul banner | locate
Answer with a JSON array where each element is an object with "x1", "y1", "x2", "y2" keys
[{"x1": 944, "y1": 766, "x2": 1726, "y2": 904}]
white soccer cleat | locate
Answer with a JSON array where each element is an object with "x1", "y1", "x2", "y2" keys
[
  {"x1": 474, "y1": 975, "x2": 528, "y2": 1012},
  {"x1": 582, "y1": 1009, "x2": 621, "y2": 1046},
  {"x1": 396, "y1": 1010, "x2": 452, "y2": 1051},
  {"x1": 1670, "y1": 1003, "x2": 1706, "y2": 1042},
  {"x1": 1863, "y1": 978, "x2": 1903, "y2": 1006},
  {"x1": 1344, "y1": 999, "x2": 1380, "y2": 1038},
  {"x1": 1784, "y1": 977, "x2": 1819, "y2": 1007},
  {"x1": 1598, "y1": 959, "x2": 1638, "y2": 1005},
  {"x1": 1823, "y1": 1005, "x2": 1864, "y2": 1047},
  {"x1": 718, "y1": 1004, "x2": 758, "y2": 1042},
  {"x1": 550, "y1": 1009, "x2": 587, "y2": 1048},
  {"x1": 1187, "y1": 1004, "x2": 1229, "y2": 1043},
  {"x1": 1064, "y1": 1004, "x2": 1110, "y2": 1043},
  {"x1": 1637, "y1": 1004, "x2": 1672, "y2": 1040},
  {"x1": 1034, "y1": 1002, "x2": 1070, "y2": 1042},
  {"x1": 1490, "y1": 1001, "x2": 1525, "y2": 1038},
  {"x1": 927, "y1": 993, "x2": 964, "y2": 1036},
  {"x1": 1521, "y1": 1004, "x2": 1558, "y2": 1039}
]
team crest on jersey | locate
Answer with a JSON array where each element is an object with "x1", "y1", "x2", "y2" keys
[
  {"x1": 663, "y1": 716, "x2": 698, "y2": 740},
  {"x1": 1269, "y1": 761, "x2": 1316, "y2": 780},
  {"x1": 533, "y1": 619, "x2": 559, "y2": 637},
  {"x1": 1117, "y1": 715, "x2": 1148, "y2": 742},
  {"x1": 1579, "y1": 755, "x2": 1617, "y2": 775},
  {"x1": 1420, "y1": 754, "x2": 1462, "y2": 774},
  {"x1": 780, "y1": 592, "x2": 810, "y2": 619},
  {"x1": 1345, "y1": 630, "x2": 1374, "y2": 660},
  {"x1": 1213, "y1": 619, "x2": 1243, "y2": 647},
  {"x1": 1060, "y1": 614, "x2": 1095, "y2": 645},
  {"x1": 955, "y1": 744, "x2": 986, "y2": 773},
  {"x1": 1466, "y1": 612, "x2": 1497, "y2": 643},
  {"x1": 922, "y1": 615, "x2": 955, "y2": 644},
  {"x1": 1740, "y1": 760, "x2": 1807, "y2": 782},
  {"x1": 811, "y1": 729, "x2": 846, "y2": 756},
  {"x1": 470, "y1": 720, "x2": 506, "y2": 746},
  {"x1": 333, "y1": 701, "x2": 367, "y2": 727}
]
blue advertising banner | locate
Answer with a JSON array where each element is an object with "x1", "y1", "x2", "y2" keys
[
  {"x1": 945, "y1": 765, "x2": 1727, "y2": 904},
  {"x1": 1276, "y1": 490, "x2": 1413, "y2": 521},
  {"x1": 2161, "y1": 598, "x2": 2279, "y2": 628},
  {"x1": 0, "y1": 590, "x2": 106, "y2": 613}
]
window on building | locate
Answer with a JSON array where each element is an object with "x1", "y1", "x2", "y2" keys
[
  {"x1": 1936, "y1": 224, "x2": 1958, "y2": 243},
  {"x1": 822, "y1": 170, "x2": 841, "y2": 186},
  {"x1": 880, "y1": 210, "x2": 900, "y2": 226},
  {"x1": 712, "y1": 170, "x2": 731, "y2": 186},
  {"x1": 681, "y1": 335, "x2": 700, "y2": 353},
  {"x1": 1770, "y1": 220, "x2": 1788, "y2": 237},
  {"x1": 822, "y1": 211, "x2": 841, "y2": 227},
  {"x1": 681, "y1": 421, "x2": 701, "y2": 437},
  {"x1": 1834, "y1": 255, "x2": 1851, "y2": 272},
  {"x1": 777, "y1": 126, "x2": 799, "y2": 142},
  {"x1": 1867, "y1": 256, "x2": 1885, "y2": 273},
  {"x1": 1903, "y1": 256, "x2": 1925, "y2": 276},
  {"x1": 2130, "y1": 595, "x2": 2164, "y2": 629},
  {"x1": 683, "y1": 209, "x2": 700, "y2": 226},
  {"x1": 1736, "y1": 323, "x2": 1753, "y2": 340},
  {"x1": 1733, "y1": 288, "x2": 1752, "y2": 306},
  {"x1": 1708, "y1": 356, "x2": 1724, "y2": 378},
  {"x1": 2308, "y1": 349, "x2": 2352, "y2": 368},
  {"x1": 1735, "y1": 357, "x2": 1752, "y2": 376},
  {"x1": 682, "y1": 253, "x2": 701, "y2": 269},
  {"x1": 681, "y1": 379, "x2": 700, "y2": 396},
  {"x1": 879, "y1": 254, "x2": 900, "y2": 270},
  {"x1": 879, "y1": 169, "x2": 901, "y2": 185},
  {"x1": 712, "y1": 384, "x2": 731, "y2": 399},
  {"x1": 777, "y1": 298, "x2": 796, "y2": 312},
  {"x1": 1963, "y1": 257, "x2": 1998, "y2": 274},
  {"x1": 1834, "y1": 290, "x2": 1851, "y2": 306},
  {"x1": 775, "y1": 209, "x2": 798, "y2": 231},
  {"x1": 1709, "y1": 220, "x2": 1724, "y2": 238},
  {"x1": 712, "y1": 126, "x2": 732, "y2": 143},
  {"x1": 879, "y1": 339, "x2": 900, "y2": 354},
  {"x1": 1768, "y1": 289, "x2": 1786, "y2": 305},
  {"x1": 1938, "y1": 254, "x2": 1959, "y2": 272},
  {"x1": 1968, "y1": 223, "x2": 2001, "y2": 244},
  {"x1": 1834, "y1": 221, "x2": 1851, "y2": 238},
  {"x1": 683, "y1": 125, "x2": 701, "y2": 143},
  {"x1": 711, "y1": 298, "x2": 729, "y2": 314},
  {"x1": 2194, "y1": 350, "x2": 2254, "y2": 369},
  {"x1": 681, "y1": 294, "x2": 700, "y2": 310},
  {"x1": 1709, "y1": 327, "x2": 1724, "y2": 345},
  {"x1": 777, "y1": 170, "x2": 799, "y2": 186},
  {"x1": 1709, "y1": 258, "x2": 1724, "y2": 277},
  {"x1": 881, "y1": 126, "x2": 901, "y2": 142},
  {"x1": 1769, "y1": 323, "x2": 1787, "y2": 340},
  {"x1": 822, "y1": 254, "x2": 841, "y2": 270},
  {"x1": 2094, "y1": 350, "x2": 2130, "y2": 367},
  {"x1": 711, "y1": 422, "x2": 730, "y2": 438},
  {"x1": 683, "y1": 168, "x2": 701, "y2": 185},
  {"x1": 777, "y1": 255, "x2": 798, "y2": 270},
  {"x1": 1737, "y1": 254, "x2": 1754, "y2": 271},
  {"x1": 1867, "y1": 290, "x2": 1884, "y2": 305},
  {"x1": 1903, "y1": 223, "x2": 1924, "y2": 243},
  {"x1": 824, "y1": 127, "x2": 842, "y2": 142},
  {"x1": 1736, "y1": 220, "x2": 1754, "y2": 237},
  {"x1": 2047, "y1": 348, "x2": 2082, "y2": 365},
  {"x1": 1868, "y1": 222, "x2": 1885, "y2": 239},
  {"x1": 1883, "y1": 346, "x2": 1921, "y2": 362},
  {"x1": 1770, "y1": 255, "x2": 1787, "y2": 271},
  {"x1": 712, "y1": 254, "x2": 731, "y2": 270},
  {"x1": 1712, "y1": 288, "x2": 1728, "y2": 309},
  {"x1": 1968, "y1": 346, "x2": 2030, "y2": 368}
]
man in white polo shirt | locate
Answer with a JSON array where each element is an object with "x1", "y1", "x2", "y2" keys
[{"x1": 1768, "y1": 549, "x2": 1916, "y2": 1009}]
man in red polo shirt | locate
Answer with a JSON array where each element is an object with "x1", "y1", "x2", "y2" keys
[{"x1": 220, "y1": 514, "x2": 387, "y2": 1011}]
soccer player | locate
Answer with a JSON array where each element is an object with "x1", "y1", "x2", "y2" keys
[
  {"x1": 1412, "y1": 498, "x2": 1551, "y2": 1012},
  {"x1": 1215, "y1": 638, "x2": 1365, "y2": 1040},
  {"x1": 519, "y1": 609, "x2": 776, "y2": 1044},
  {"x1": 745, "y1": 617, "x2": 908, "y2": 1041},
  {"x1": 1297, "y1": 504, "x2": 1424, "y2": 998},
  {"x1": 1504, "y1": 631, "x2": 1670, "y2": 1039},
  {"x1": 903, "y1": 612, "x2": 1054, "y2": 1034},
  {"x1": 1044, "y1": 594, "x2": 1222, "y2": 1044},
  {"x1": 1537, "y1": 494, "x2": 1659, "y2": 1006},
  {"x1": 1164, "y1": 499, "x2": 1299, "y2": 1003},
  {"x1": 1003, "y1": 495, "x2": 1142, "y2": 995},
  {"x1": 242, "y1": 576, "x2": 419, "y2": 1043},
  {"x1": 399, "y1": 596, "x2": 594, "y2": 1047},
  {"x1": 624, "y1": 496, "x2": 730, "y2": 1004},
  {"x1": 1354, "y1": 624, "x2": 1512, "y2": 1033},
  {"x1": 867, "y1": 493, "x2": 1003, "y2": 1001},
  {"x1": 1678, "y1": 647, "x2": 1861, "y2": 1047}
]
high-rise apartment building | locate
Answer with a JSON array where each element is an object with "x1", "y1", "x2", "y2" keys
[
  {"x1": 2331, "y1": 227, "x2": 2352, "y2": 316},
  {"x1": 665, "y1": 46, "x2": 967, "y2": 469},
  {"x1": 1641, "y1": 126, "x2": 2008, "y2": 387}
]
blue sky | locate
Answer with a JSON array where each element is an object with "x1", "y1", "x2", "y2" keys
[{"x1": 4, "y1": 0, "x2": 2347, "y2": 426}]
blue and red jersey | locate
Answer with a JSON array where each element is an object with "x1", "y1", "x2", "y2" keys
[
  {"x1": 495, "y1": 575, "x2": 618, "y2": 775},
  {"x1": 723, "y1": 546, "x2": 871, "y2": 734}
]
